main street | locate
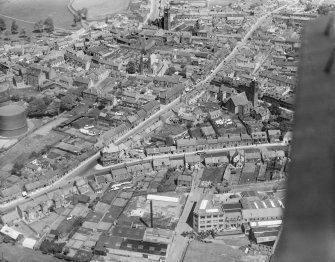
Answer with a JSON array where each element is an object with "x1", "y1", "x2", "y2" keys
[
  {"x1": 0, "y1": 96, "x2": 181, "y2": 212},
  {"x1": 0, "y1": 0, "x2": 296, "y2": 217},
  {"x1": 95, "y1": 142, "x2": 287, "y2": 171},
  {"x1": 164, "y1": 2, "x2": 299, "y2": 260}
]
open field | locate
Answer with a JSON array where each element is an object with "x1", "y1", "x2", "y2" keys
[
  {"x1": 72, "y1": 0, "x2": 132, "y2": 20},
  {"x1": 0, "y1": 243, "x2": 62, "y2": 262},
  {"x1": 0, "y1": 129, "x2": 65, "y2": 171},
  {"x1": 34, "y1": 117, "x2": 68, "y2": 136},
  {"x1": 184, "y1": 240, "x2": 268, "y2": 262},
  {"x1": 0, "y1": 0, "x2": 76, "y2": 33}
]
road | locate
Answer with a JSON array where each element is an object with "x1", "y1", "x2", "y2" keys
[
  {"x1": 167, "y1": 168, "x2": 204, "y2": 262},
  {"x1": 143, "y1": 0, "x2": 168, "y2": 26},
  {"x1": 114, "y1": 97, "x2": 181, "y2": 145},
  {"x1": 202, "y1": 1, "x2": 299, "y2": 85},
  {"x1": 0, "y1": 96, "x2": 181, "y2": 212}
]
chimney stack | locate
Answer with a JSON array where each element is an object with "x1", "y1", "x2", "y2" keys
[{"x1": 150, "y1": 200, "x2": 154, "y2": 228}]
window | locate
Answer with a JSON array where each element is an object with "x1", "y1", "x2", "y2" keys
[
  {"x1": 207, "y1": 215, "x2": 212, "y2": 218},
  {"x1": 219, "y1": 219, "x2": 223, "y2": 222},
  {"x1": 200, "y1": 216, "x2": 205, "y2": 219},
  {"x1": 138, "y1": 245, "x2": 144, "y2": 250},
  {"x1": 200, "y1": 226, "x2": 205, "y2": 228},
  {"x1": 206, "y1": 225, "x2": 211, "y2": 227},
  {"x1": 213, "y1": 215, "x2": 218, "y2": 218},
  {"x1": 149, "y1": 246, "x2": 155, "y2": 251},
  {"x1": 127, "y1": 244, "x2": 132, "y2": 249}
]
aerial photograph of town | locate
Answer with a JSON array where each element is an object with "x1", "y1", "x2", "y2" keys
[{"x1": 0, "y1": 0, "x2": 334, "y2": 261}]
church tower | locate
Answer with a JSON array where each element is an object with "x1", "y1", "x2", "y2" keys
[{"x1": 163, "y1": 7, "x2": 171, "y2": 30}]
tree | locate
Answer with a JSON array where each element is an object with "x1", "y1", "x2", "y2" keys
[
  {"x1": 126, "y1": 60, "x2": 136, "y2": 74},
  {"x1": 60, "y1": 95, "x2": 77, "y2": 111},
  {"x1": 34, "y1": 20, "x2": 44, "y2": 32},
  {"x1": 279, "y1": 120, "x2": 292, "y2": 134},
  {"x1": 269, "y1": 102, "x2": 281, "y2": 116},
  {"x1": 165, "y1": 67, "x2": 176, "y2": 76},
  {"x1": 0, "y1": 18, "x2": 6, "y2": 31},
  {"x1": 3, "y1": 30, "x2": 10, "y2": 40},
  {"x1": 12, "y1": 162, "x2": 24, "y2": 176},
  {"x1": 44, "y1": 17, "x2": 54, "y2": 33},
  {"x1": 43, "y1": 96, "x2": 53, "y2": 106},
  {"x1": 11, "y1": 20, "x2": 18, "y2": 34},
  {"x1": 19, "y1": 28, "x2": 26, "y2": 38},
  {"x1": 317, "y1": 4, "x2": 334, "y2": 15},
  {"x1": 304, "y1": 2, "x2": 313, "y2": 11},
  {"x1": 81, "y1": 8, "x2": 88, "y2": 18},
  {"x1": 27, "y1": 97, "x2": 47, "y2": 117}
]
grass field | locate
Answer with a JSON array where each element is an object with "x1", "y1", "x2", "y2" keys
[
  {"x1": 0, "y1": 0, "x2": 76, "y2": 34},
  {"x1": 184, "y1": 240, "x2": 268, "y2": 262},
  {"x1": 0, "y1": 243, "x2": 62, "y2": 262},
  {"x1": 0, "y1": 129, "x2": 65, "y2": 171},
  {"x1": 72, "y1": 0, "x2": 132, "y2": 20}
]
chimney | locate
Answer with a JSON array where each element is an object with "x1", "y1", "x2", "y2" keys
[{"x1": 150, "y1": 200, "x2": 154, "y2": 228}]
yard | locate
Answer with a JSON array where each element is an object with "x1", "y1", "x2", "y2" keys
[
  {"x1": 0, "y1": 243, "x2": 62, "y2": 262},
  {"x1": 0, "y1": 128, "x2": 66, "y2": 172},
  {"x1": 201, "y1": 167, "x2": 226, "y2": 185},
  {"x1": 156, "y1": 169, "x2": 180, "y2": 192},
  {"x1": 183, "y1": 240, "x2": 268, "y2": 262},
  {"x1": 30, "y1": 212, "x2": 61, "y2": 235}
]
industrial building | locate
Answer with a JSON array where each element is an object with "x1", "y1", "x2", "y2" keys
[
  {"x1": 193, "y1": 194, "x2": 242, "y2": 232},
  {"x1": 0, "y1": 104, "x2": 28, "y2": 137}
]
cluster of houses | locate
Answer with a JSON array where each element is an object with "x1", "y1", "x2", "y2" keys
[{"x1": 103, "y1": 145, "x2": 287, "y2": 185}]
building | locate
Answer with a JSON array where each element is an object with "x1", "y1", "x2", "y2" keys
[
  {"x1": 110, "y1": 166, "x2": 132, "y2": 182},
  {"x1": 0, "y1": 208, "x2": 21, "y2": 226},
  {"x1": 193, "y1": 194, "x2": 242, "y2": 232},
  {"x1": 225, "y1": 92, "x2": 252, "y2": 116},
  {"x1": 177, "y1": 174, "x2": 192, "y2": 187},
  {"x1": 251, "y1": 131, "x2": 268, "y2": 144},
  {"x1": 26, "y1": 64, "x2": 46, "y2": 88},
  {"x1": 64, "y1": 51, "x2": 91, "y2": 70},
  {"x1": 100, "y1": 144, "x2": 125, "y2": 166},
  {"x1": 163, "y1": 8, "x2": 171, "y2": 30},
  {"x1": 95, "y1": 235, "x2": 169, "y2": 261},
  {"x1": 159, "y1": 84, "x2": 184, "y2": 104},
  {"x1": 240, "y1": 198, "x2": 284, "y2": 223}
]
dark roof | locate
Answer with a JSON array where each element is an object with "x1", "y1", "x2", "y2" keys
[
  {"x1": 111, "y1": 226, "x2": 145, "y2": 240},
  {"x1": 120, "y1": 238, "x2": 168, "y2": 256},
  {"x1": 230, "y1": 92, "x2": 249, "y2": 106}
]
